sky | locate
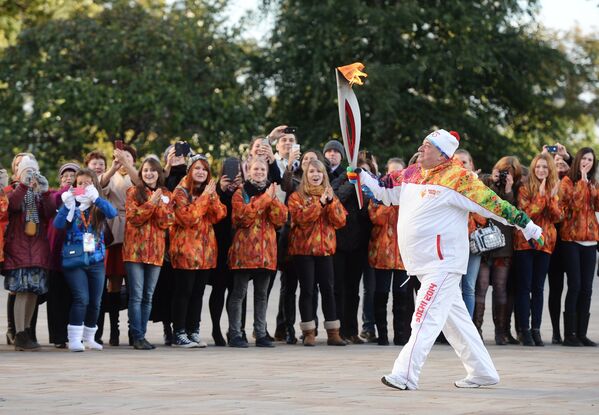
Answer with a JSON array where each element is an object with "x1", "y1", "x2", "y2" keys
[{"x1": 226, "y1": 0, "x2": 599, "y2": 39}]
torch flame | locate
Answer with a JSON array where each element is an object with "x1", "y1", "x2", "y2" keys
[{"x1": 337, "y1": 62, "x2": 368, "y2": 86}]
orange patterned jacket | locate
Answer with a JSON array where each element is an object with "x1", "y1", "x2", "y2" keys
[
  {"x1": 169, "y1": 185, "x2": 227, "y2": 270},
  {"x1": 287, "y1": 192, "x2": 347, "y2": 256},
  {"x1": 123, "y1": 187, "x2": 175, "y2": 266},
  {"x1": 367, "y1": 202, "x2": 404, "y2": 270},
  {"x1": 468, "y1": 213, "x2": 488, "y2": 235},
  {"x1": 228, "y1": 188, "x2": 288, "y2": 271},
  {"x1": 0, "y1": 193, "x2": 8, "y2": 263},
  {"x1": 513, "y1": 185, "x2": 562, "y2": 254},
  {"x1": 559, "y1": 176, "x2": 599, "y2": 242}
]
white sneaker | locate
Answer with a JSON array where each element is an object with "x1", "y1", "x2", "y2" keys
[
  {"x1": 188, "y1": 332, "x2": 207, "y2": 348},
  {"x1": 381, "y1": 375, "x2": 407, "y2": 390},
  {"x1": 454, "y1": 378, "x2": 498, "y2": 388}
]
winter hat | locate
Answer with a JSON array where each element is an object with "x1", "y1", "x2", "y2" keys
[
  {"x1": 17, "y1": 156, "x2": 40, "y2": 179},
  {"x1": 323, "y1": 140, "x2": 345, "y2": 159},
  {"x1": 187, "y1": 153, "x2": 208, "y2": 172},
  {"x1": 58, "y1": 162, "x2": 80, "y2": 177},
  {"x1": 425, "y1": 129, "x2": 460, "y2": 158}
]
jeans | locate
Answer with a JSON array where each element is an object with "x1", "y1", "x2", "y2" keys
[
  {"x1": 561, "y1": 242, "x2": 597, "y2": 315},
  {"x1": 228, "y1": 271, "x2": 271, "y2": 340},
  {"x1": 125, "y1": 262, "x2": 161, "y2": 341},
  {"x1": 63, "y1": 261, "x2": 106, "y2": 327},
  {"x1": 461, "y1": 254, "x2": 482, "y2": 318},
  {"x1": 361, "y1": 265, "x2": 376, "y2": 333},
  {"x1": 514, "y1": 250, "x2": 550, "y2": 330},
  {"x1": 294, "y1": 255, "x2": 337, "y2": 322}
]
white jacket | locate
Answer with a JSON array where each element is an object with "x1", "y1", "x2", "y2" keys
[{"x1": 359, "y1": 161, "x2": 531, "y2": 276}]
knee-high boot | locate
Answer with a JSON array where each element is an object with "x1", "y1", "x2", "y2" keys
[
  {"x1": 549, "y1": 297, "x2": 562, "y2": 344},
  {"x1": 392, "y1": 292, "x2": 411, "y2": 346},
  {"x1": 27, "y1": 302, "x2": 39, "y2": 345},
  {"x1": 493, "y1": 303, "x2": 508, "y2": 345},
  {"x1": 374, "y1": 292, "x2": 389, "y2": 346},
  {"x1": 108, "y1": 292, "x2": 121, "y2": 346},
  {"x1": 473, "y1": 301, "x2": 485, "y2": 339},
  {"x1": 6, "y1": 294, "x2": 16, "y2": 345}
]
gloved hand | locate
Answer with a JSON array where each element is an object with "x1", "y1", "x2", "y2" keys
[
  {"x1": 347, "y1": 166, "x2": 362, "y2": 184},
  {"x1": 361, "y1": 184, "x2": 374, "y2": 200},
  {"x1": 85, "y1": 185, "x2": 99, "y2": 203},
  {"x1": 21, "y1": 170, "x2": 34, "y2": 186},
  {"x1": 34, "y1": 173, "x2": 49, "y2": 193},
  {"x1": 522, "y1": 220, "x2": 544, "y2": 246},
  {"x1": 61, "y1": 190, "x2": 76, "y2": 210}
]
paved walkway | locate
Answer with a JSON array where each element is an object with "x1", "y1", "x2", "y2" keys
[{"x1": 1, "y1": 276, "x2": 598, "y2": 414}]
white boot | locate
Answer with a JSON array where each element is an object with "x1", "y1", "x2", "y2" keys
[
  {"x1": 68, "y1": 325, "x2": 85, "y2": 352},
  {"x1": 83, "y1": 326, "x2": 103, "y2": 350}
]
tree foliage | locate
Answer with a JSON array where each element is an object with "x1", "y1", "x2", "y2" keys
[
  {"x1": 258, "y1": 0, "x2": 597, "y2": 170},
  {"x1": 0, "y1": 0, "x2": 267, "y2": 172}
]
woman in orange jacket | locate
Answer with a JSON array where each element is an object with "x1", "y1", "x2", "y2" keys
[
  {"x1": 227, "y1": 157, "x2": 288, "y2": 348},
  {"x1": 558, "y1": 147, "x2": 599, "y2": 347},
  {"x1": 368, "y1": 200, "x2": 413, "y2": 346},
  {"x1": 514, "y1": 153, "x2": 562, "y2": 346},
  {"x1": 169, "y1": 154, "x2": 226, "y2": 348},
  {"x1": 124, "y1": 157, "x2": 175, "y2": 350},
  {"x1": 288, "y1": 159, "x2": 347, "y2": 346}
]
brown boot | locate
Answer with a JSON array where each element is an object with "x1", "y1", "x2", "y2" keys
[
  {"x1": 473, "y1": 302, "x2": 485, "y2": 340},
  {"x1": 299, "y1": 321, "x2": 316, "y2": 347},
  {"x1": 324, "y1": 320, "x2": 346, "y2": 346}
]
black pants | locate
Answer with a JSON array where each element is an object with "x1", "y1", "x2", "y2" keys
[
  {"x1": 562, "y1": 242, "x2": 597, "y2": 315},
  {"x1": 294, "y1": 255, "x2": 336, "y2": 322},
  {"x1": 47, "y1": 271, "x2": 72, "y2": 344},
  {"x1": 547, "y1": 238, "x2": 566, "y2": 332},
  {"x1": 172, "y1": 269, "x2": 210, "y2": 332},
  {"x1": 275, "y1": 262, "x2": 299, "y2": 331},
  {"x1": 333, "y1": 248, "x2": 366, "y2": 337}
]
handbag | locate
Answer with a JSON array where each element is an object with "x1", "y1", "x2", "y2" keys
[
  {"x1": 62, "y1": 241, "x2": 90, "y2": 269},
  {"x1": 469, "y1": 221, "x2": 505, "y2": 255}
]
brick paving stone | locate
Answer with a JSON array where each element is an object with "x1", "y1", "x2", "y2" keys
[{"x1": 0, "y1": 274, "x2": 597, "y2": 413}]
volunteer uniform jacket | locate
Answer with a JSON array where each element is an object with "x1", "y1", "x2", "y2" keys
[{"x1": 359, "y1": 159, "x2": 532, "y2": 276}]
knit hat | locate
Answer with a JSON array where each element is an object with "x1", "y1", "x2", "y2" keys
[
  {"x1": 58, "y1": 162, "x2": 80, "y2": 177},
  {"x1": 187, "y1": 153, "x2": 208, "y2": 172},
  {"x1": 17, "y1": 156, "x2": 40, "y2": 179},
  {"x1": 323, "y1": 140, "x2": 345, "y2": 159},
  {"x1": 425, "y1": 129, "x2": 460, "y2": 158}
]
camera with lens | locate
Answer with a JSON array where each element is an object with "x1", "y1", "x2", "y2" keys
[{"x1": 498, "y1": 170, "x2": 509, "y2": 187}]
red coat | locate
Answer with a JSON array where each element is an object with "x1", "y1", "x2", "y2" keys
[
  {"x1": 3, "y1": 183, "x2": 56, "y2": 271},
  {"x1": 367, "y1": 203, "x2": 404, "y2": 270},
  {"x1": 0, "y1": 193, "x2": 8, "y2": 263},
  {"x1": 287, "y1": 192, "x2": 346, "y2": 256},
  {"x1": 514, "y1": 185, "x2": 562, "y2": 254},
  {"x1": 559, "y1": 176, "x2": 599, "y2": 242},
  {"x1": 169, "y1": 186, "x2": 227, "y2": 270},
  {"x1": 228, "y1": 189, "x2": 288, "y2": 270},
  {"x1": 124, "y1": 188, "x2": 175, "y2": 266}
]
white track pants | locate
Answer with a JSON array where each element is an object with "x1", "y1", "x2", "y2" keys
[{"x1": 388, "y1": 272, "x2": 499, "y2": 389}]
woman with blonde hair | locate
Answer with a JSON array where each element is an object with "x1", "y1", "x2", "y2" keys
[
  {"x1": 514, "y1": 153, "x2": 562, "y2": 346},
  {"x1": 287, "y1": 159, "x2": 347, "y2": 346}
]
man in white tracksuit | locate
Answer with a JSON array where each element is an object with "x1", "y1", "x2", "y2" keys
[{"x1": 351, "y1": 129, "x2": 543, "y2": 390}]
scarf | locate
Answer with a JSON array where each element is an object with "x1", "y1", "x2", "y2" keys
[
  {"x1": 304, "y1": 183, "x2": 325, "y2": 197},
  {"x1": 243, "y1": 179, "x2": 270, "y2": 199},
  {"x1": 24, "y1": 187, "x2": 40, "y2": 225}
]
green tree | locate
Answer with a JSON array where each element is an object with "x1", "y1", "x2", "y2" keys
[
  {"x1": 0, "y1": 0, "x2": 267, "y2": 172},
  {"x1": 258, "y1": 0, "x2": 597, "y2": 170}
]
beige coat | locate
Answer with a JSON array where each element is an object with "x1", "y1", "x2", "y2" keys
[{"x1": 101, "y1": 171, "x2": 133, "y2": 246}]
